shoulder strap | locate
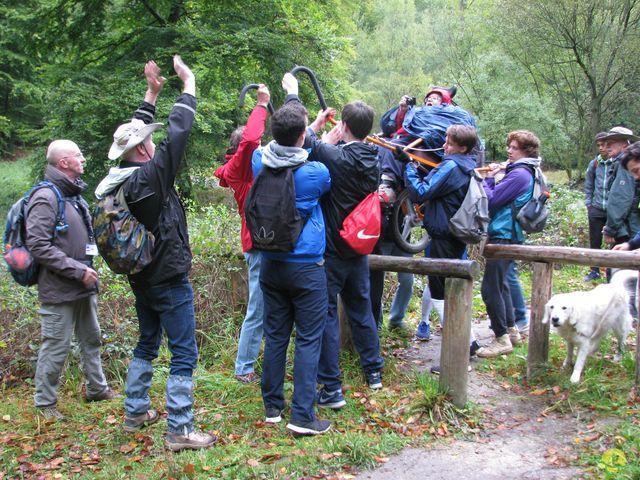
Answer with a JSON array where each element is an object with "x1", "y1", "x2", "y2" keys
[{"x1": 28, "y1": 181, "x2": 69, "y2": 237}]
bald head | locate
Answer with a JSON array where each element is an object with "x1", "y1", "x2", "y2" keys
[
  {"x1": 46, "y1": 139, "x2": 86, "y2": 180},
  {"x1": 46, "y1": 140, "x2": 81, "y2": 166}
]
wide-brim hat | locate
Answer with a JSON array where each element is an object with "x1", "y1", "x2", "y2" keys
[
  {"x1": 601, "y1": 126, "x2": 640, "y2": 143},
  {"x1": 108, "y1": 119, "x2": 163, "y2": 160}
]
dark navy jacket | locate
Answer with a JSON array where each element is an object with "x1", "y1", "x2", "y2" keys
[{"x1": 404, "y1": 153, "x2": 476, "y2": 238}]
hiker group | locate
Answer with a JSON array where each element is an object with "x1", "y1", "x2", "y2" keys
[{"x1": 6, "y1": 55, "x2": 639, "y2": 450}]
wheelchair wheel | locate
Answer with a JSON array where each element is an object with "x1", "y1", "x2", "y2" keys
[{"x1": 391, "y1": 189, "x2": 430, "y2": 253}]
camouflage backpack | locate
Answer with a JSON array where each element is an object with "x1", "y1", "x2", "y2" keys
[{"x1": 92, "y1": 182, "x2": 155, "y2": 275}]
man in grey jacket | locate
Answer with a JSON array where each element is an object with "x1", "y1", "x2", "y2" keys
[
  {"x1": 27, "y1": 140, "x2": 119, "y2": 421},
  {"x1": 583, "y1": 131, "x2": 612, "y2": 281},
  {"x1": 601, "y1": 127, "x2": 640, "y2": 248}
]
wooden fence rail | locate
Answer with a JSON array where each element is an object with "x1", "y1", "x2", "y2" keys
[
  {"x1": 368, "y1": 255, "x2": 480, "y2": 407},
  {"x1": 483, "y1": 244, "x2": 640, "y2": 383}
]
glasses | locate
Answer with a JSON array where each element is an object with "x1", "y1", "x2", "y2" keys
[{"x1": 60, "y1": 152, "x2": 85, "y2": 161}]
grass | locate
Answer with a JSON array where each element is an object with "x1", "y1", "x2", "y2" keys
[
  {"x1": 0, "y1": 164, "x2": 637, "y2": 478},
  {"x1": 0, "y1": 335, "x2": 480, "y2": 479},
  {"x1": 0, "y1": 153, "x2": 35, "y2": 219}
]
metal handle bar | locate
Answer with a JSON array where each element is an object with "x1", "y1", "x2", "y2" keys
[{"x1": 238, "y1": 83, "x2": 275, "y2": 115}]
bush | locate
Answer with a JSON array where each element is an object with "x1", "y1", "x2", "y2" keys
[
  {"x1": 526, "y1": 182, "x2": 588, "y2": 247},
  {"x1": 0, "y1": 201, "x2": 246, "y2": 383}
]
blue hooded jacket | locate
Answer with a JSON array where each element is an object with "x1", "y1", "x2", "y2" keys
[
  {"x1": 404, "y1": 153, "x2": 477, "y2": 238},
  {"x1": 251, "y1": 143, "x2": 331, "y2": 263}
]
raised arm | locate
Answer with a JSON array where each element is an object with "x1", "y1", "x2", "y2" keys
[
  {"x1": 174, "y1": 54, "x2": 196, "y2": 97},
  {"x1": 143, "y1": 60, "x2": 167, "y2": 105}
]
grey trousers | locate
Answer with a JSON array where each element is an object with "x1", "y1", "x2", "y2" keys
[{"x1": 34, "y1": 295, "x2": 108, "y2": 408}]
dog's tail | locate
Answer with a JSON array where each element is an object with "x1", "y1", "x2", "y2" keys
[{"x1": 591, "y1": 289, "x2": 629, "y2": 339}]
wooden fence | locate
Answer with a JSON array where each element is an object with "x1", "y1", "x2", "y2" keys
[
  {"x1": 483, "y1": 244, "x2": 640, "y2": 385},
  {"x1": 368, "y1": 255, "x2": 480, "y2": 407},
  {"x1": 368, "y1": 246, "x2": 640, "y2": 407}
]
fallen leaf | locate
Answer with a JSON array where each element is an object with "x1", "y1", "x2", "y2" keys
[
  {"x1": 183, "y1": 463, "x2": 195, "y2": 476},
  {"x1": 530, "y1": 388, "x2": 548, "y2": 396},
  {"x1": 105, "y1": 415, "x2": 118, "y2": 425},
  {"x1": 119, "y1": 443, "x2": 136, "y2": 454},
  {"x1": 247, "y1": 459, "x2": 260, "y2": 468}
]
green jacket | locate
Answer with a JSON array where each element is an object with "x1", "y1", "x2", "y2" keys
[{"x1": 603, "y1": 153, "x2": 640, "y2": 239}]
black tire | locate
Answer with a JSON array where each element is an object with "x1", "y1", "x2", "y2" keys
[{"x1": 391, "y1": 189, "x2": 430, "y2": 253}]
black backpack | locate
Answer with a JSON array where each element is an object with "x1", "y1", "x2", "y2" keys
[
  {"x1": 244, "y1": 165, "x2": 304, "y2": 252},
  {"x1": 3, "y1": 181, "x2": 68, "y2": 286}
]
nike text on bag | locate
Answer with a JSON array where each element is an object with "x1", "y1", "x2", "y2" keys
[
  {"x1": 92, "y1": 186, "x2": 155, "y2": 274},
  {"x1": 3, "y1": 181, "x2": 68, "y2": 286},
  {"x1": 513, "y1": 167, "x2": 550, "y2": 233},
  {"x1": 244, "y1": 166, "x2": 304, "y2": 252},
  {"x1": 340, "y1": 192, "x2": 381, "y2": 255},
  {"x1": 449, "y1": 170, "x2": 490, "y2": 244}
]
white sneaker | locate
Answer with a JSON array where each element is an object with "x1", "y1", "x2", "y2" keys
[{"x1": 476, "y1": 334, "x2": 513, "y2": 358}]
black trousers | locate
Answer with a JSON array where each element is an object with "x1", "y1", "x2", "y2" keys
[
  {"x1": 481, "y1": 239, "x2": 516, "y2": 338},
  {"x1": 587, "y1": 206, "x2": 607, "y2": 272},
  {"x1": 427, "y1": 236, "x2": 466, "y2": 300}
]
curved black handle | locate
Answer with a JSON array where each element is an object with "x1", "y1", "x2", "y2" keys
[
  {"x1": 238, "y1": 84, "x2": 274, "y2": 114},
  {"x1": 289, "y1": 66, "x2": 328, "y2": 110}
]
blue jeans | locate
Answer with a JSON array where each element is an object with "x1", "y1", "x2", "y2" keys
[
  {"x1": 260, "y1": 260, "x2": 327, "y2": 423},
  {"x1": 507, "y1": 262, "x2": 528, "y2": 325},
  {"x1": 370, "y1": 241, "x2": 414, "y2": 328},
  {"x1": 130, "y1": 275, "x2": 198, "y2": 377},
  {"x1": 319, "y1": 255, "x2": 384, "y2": 391},
  {"x1": 235, "y1": 251, "x2": 265, "y2": 375}
]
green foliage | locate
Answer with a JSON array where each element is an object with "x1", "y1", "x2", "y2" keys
[
  {"x1": 0, "y1": 154, "x2": 36, "y2": 219},
  {"x1": 527, "y1": 182, "x2": 588, "y2": 247},
  {"x1": 4, "y1": 0, "x2": 358, "y2": 195}
]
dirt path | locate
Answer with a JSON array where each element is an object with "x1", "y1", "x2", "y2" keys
[{"x1": 357, "y1": 321, "x2": 586, "y2": 480}]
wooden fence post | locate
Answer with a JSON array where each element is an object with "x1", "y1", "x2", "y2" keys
[
  {"x1": 636, "y1": 270, "x2": 640, "y2": 392},
  {"x1": 441, "y1": 277, "x2": 473, "y2": 407},
  {"x1": 527, "y1": 262, "x2": 553, "y2": 380}
]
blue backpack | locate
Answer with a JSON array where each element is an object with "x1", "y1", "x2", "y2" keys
[{"x1": 2, "y1": 181, "x2": 68, "y2": 286}]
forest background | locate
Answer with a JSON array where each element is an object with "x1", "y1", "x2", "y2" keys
[{"x1": 3, "y1": 0, "x2": 640, "y2": 201}]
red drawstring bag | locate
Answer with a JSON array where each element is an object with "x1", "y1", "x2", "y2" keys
[{"x1": 339, "y1": 192, "x2": 381, "y2": 255}]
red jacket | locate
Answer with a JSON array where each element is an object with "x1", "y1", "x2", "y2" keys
[{"x1": 214, "y1": 105, "x2": 268, "y2": 252}]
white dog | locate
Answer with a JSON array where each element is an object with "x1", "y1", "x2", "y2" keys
[{"x1": 541, "y1": 283, "x2": 632, "y2": 384}]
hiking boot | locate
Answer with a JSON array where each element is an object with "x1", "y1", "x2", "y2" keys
[
  {"x1": 286, "y1": 419, "x2": 331, "y2": 437},
  {"x1": 123, "y1": 409, "x2": 160, "y2": 433},
  {"x1": 469, "y1": 340, "x2": 481, "y2": 358},
  {"x1": 366, "y1": 371, "x2": 383, "y2": 390},
  {"x1": 476, "y1": 334, "x2": 513, "y2": 358},
  {"x1": 85, "y1": 387, "x2": 122, "y2": 402},
  {"x1": 235, "y1": 372, "x2": 259, "y2": 384},
  {"x1": 38, "y1": 406, "x2": 66, "y2": 422},
  {"x1": 583, "y1": 270, "x2": 601, "y2": 282},
  {"x1": 317, "y1": 388, "x2": 346, "y2": 409},
  {"x1": 507, "y1": 326, "x2": 522, "y2": 346},
  {"x1": 415, "y1": 321, "x2": 431, "y2": 341},
  {"x1": 164, "y1": 429, "x2": 217, "y2": 451},
  {"x1": 265, "y1": 407, "x2": 283, "y2": 424}
]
